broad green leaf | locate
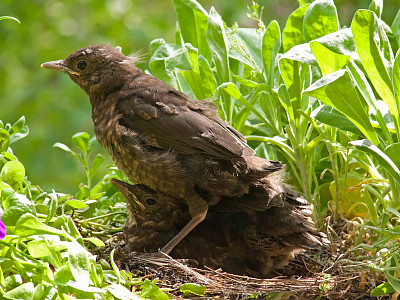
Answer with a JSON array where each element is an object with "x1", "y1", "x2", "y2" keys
[
  {"x1": 351, "y1": 139, "x2": 400, "y2": 185},
  {"x1": 371, "y1": 281, "x2": 395, "y2": 296},
  {"x1": 384, "y1": 270, "x2": 400, "y2": 293},
  {"x1": 310, "y1": 41, "x2": 349, "y2": 75},
  {"x1": 9, "y1": 116, "x2": 25, "y2": 136},
  {"x1": 393, "y1": 51, "x2": 400, "y2": 131},
  {"x1": 207, "y1": 7, "x2": 230, "y2": 84},
  {"x1": 347, "y1": 59, "x2": 393, "y2": 144},
  {"x1": 392, "y1": 10, "x2": 400, "y2": 43},
  {"x1": 279, "y1": 43, "x2": 316, "y2": 115},
  {"x1": 105, "y1": 284, "x2": 141, "y2": 300},
  {"x1": 314, "y1": 28, "x2": 356, "y2": 56},
  {"x1": 180, "y1": 283, "x2": 206, "y2": 296},
  {"x1": 304, "y1": 0, "x2": 339, "y2": 42},
  {"x1": 32, "y1": 284, "x2": 56, "y2": 300},
  {"x1": 65, "y1": 242, "x2": 91, "y2": 288},
  {"x1": 304, "y1": 69, "x2": 379, "y2": 145},
  {"x1": 88, "y1": 153, "x2": 104, "y2": 180},
  {"x1": 54, "y1": 263, "x2": 74, "y2": 285},
  {"x1": 198, "y1": 55, "x2": 217, "y2": 97},
  {"x1": 352, "y1": 10, "x2": 396, "y2": 125},
  {"x1": 83, "y1": 237, "x2": 105, "y2": 247},
  {"x1": 311, "y1": 105, "x2": 364, "y2": 136},
  {"x1": 0, "y1": 160, "x2": 25, "y2": 190},
  {"x1": 71, "y1": 132, "x2": 90, "y2": 153},
  {"x1": 282, "y1": 5, "x2": 309, "y2": 52},
  {"x1": 14, "y1": 213, "x2": 64, "y2": 236},
  {"x1": 173, "y1": 0, "x2": 211, "y2": 61},
  {"x1": 65, "y1": 199, "x2": 88, "y2": 209},
  {"x1": 0, "y1": 129, "x2": 10, "y2": 151},
  {"x1": 27, "y1": 240, "x2": 52, "y2": 258},
  {"x1": 384, "y1": 143, "x2": 400, "y2": 168},
  {"x1": 262, "y1": 20, "x2": 281, "y2": 86},
  {"x1": 3, "y1": 282, "x2": 34, "y2": 300},
  {"x1": 368, "y1": 0, "x2": 383, "y2": 18},
  {"x1": 149, "y1": 41, "x2": 192, "y2": 89},
  {"x1": 1, "y1": 190, "x2": 36, "y2": 226},
  {"x1": 138, "y1": 279, "x2": 169, "y2": 300},
  {"x1": 53, "y1": 142, "x2": 85, "y2": 165},
  {"x1": 10, "y1": 125, "x2": 29, "y2": 145},
  {"x1": 237, "y1": 28, "x2": 263, "y2": 70}
]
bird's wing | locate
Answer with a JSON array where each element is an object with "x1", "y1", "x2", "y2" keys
[{"x1": 115, "y1": 75, "x2": 254, "y2": 158}]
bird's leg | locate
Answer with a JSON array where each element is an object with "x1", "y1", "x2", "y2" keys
[{"x1": 160, "y1": 194, "x2": 208, "y2": 254}]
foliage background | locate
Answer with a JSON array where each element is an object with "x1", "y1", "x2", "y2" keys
[{"x1": 0, "y1": 0, "x2": 398, "y2": 193}]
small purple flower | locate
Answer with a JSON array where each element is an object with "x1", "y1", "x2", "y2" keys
[{"x1": 0, "y1": 216, "x2": 6, "y2": 239}]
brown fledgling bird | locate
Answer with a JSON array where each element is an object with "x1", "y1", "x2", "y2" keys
[
  {"x1": 110, "y1": 178, "x2": 323, "y2": 277},
  {"x1": 41, "y1": 44, "x2": 307, "y2": 254}
]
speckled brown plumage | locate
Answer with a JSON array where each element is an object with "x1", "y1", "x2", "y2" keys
[
  {"x1": 41, "y1": 44, "x2": 286, "y2": 253},
  {"x1": 110, "y1": 178, "x2": 324, "y2": 278}
]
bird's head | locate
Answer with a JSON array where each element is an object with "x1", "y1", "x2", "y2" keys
[
  {"x1": 41, "y1": 44, "x2": 138, "y2": 96},
  {"x1": 110, "y1": 178, "x2": 188, "y2": 226}
]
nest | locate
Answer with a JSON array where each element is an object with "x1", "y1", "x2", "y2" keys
[{"x1": 97, "y1": 217, "x2": 390, "y2": 300}]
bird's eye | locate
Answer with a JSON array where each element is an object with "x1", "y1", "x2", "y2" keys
[
  {"x1": 145, "y1": 198, "x2": 156, "y2": 205},
  {"x1": 77, "y1": 60, "x2": 87, "y2": 70}
]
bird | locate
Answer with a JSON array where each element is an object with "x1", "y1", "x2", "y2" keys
[
  {"x1": 110, "y1": 178, "x2": 323, "y2": 278},
  {"x1": 41, "y1": 44, "x2": 288, "y2": 254}
]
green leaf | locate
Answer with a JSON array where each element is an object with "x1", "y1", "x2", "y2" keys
[
  {"x1": 149, "y1": 40, "x2": 191, "y2": 88},
  {"x1": 385, "y1": 143, "x2": 400, "y2": 168},
  {"x1": 198, "y1": 55, "x2": 217, "y2": 97},
  {"x1": 3, "y1": 282, "x2": 34, "y2": 300},
  {"x1": 350, "y1": 139, "x2": 400, "y2": 186},
  {"x1": 14, "y1": 213, "x2": 64, "y2": 236},
  {"x1": 352, "y1": 10, "x2": 396, "y2": 126},
  {"x1": 9, "y1": 116, "x2": 25, "y2": 136},
  {"x1": 384, "y1": 270, "x2": 400, "y2": 293},
  {"x1": 0, "y1": 129, "x2": 10, "y2": 151},
  {"x1": 313, "y1": 28, "x2": 356, "y2": 56},
  {"x1": 368, "y1": 0, "x2": 383, "y2": 18},
  {"x1": 1, "y1": 190, "x2": 36, "y2": 226},
  {"x1": 392, "y1": 10, "x2": 400, "y2": 43},
  {"x1": 304, "y1": 69, "x2": 379, "y2": 145},
  {"x1": 262, "y1": 20, "x2": 281, "y2": 86},
  {"x1": 0, "y1": 16, "x2": 20, "y2": 23},
  {"x1": 370, "y1": 281, "x2": 395, "y2": 296},
  {"x1": 173, "y1": 0, "x2": 211, "y2": 61},
  {"x1": 54, "y1": 263, "x2": 74, "y2": 285},
  {"x1": 10, "y1": 125, "x2": 29, "y2": 145},
  {"x1": 207, "y1": 7, "x2": 230, "y2": 84},
  {"x1": 138, "y1": 279, "x2": 169, "y2": 300},
  {"x1": 0, "y1": 160, "x2": 25, "y2": 190},
  {"x1": 310, "y1": 41, "x2": 349, "y2": 75},
  {"x1": 88, "y1": 153, "x2": 104, "y2": 180},
  {"x1": 393, "y1": 51, "x2": 400, "y2": 131},
  {"x1": 53, "y1": 142, "x2": 85, "y2": 165},
  {"x1": 65, "y1": 199, "x2": 88, "y2": 209},
  {"x1": 311, "y1": 105, "x2": 364, "y2": 136},
  {"x1": 303, "y1": 0, "x2": 339, "y2": 42},
  {"x1": 27, "y1": 240, "x2": 53, "y2": 258},
  {"x1": 237, "y1": 28, "x2": 263, "y2": 70},
  {"x1": 282, "y1": 4, "x2": 309, "y2": 52},
  {"x1": 104, "y1": 284, "x2": 141, "y2": 300},
  {"x1": 180, "y1": 283, "x2": 206, "y2": 296},
  {"x1": 83, "y1": 237, "x2": 105, "y2": 247},
  {"x1": 65, "y1": 242, "x2": 91, "y2": 288},
  {"x1": 71, "y1": 132, "x2": 90, "y2": 153}
]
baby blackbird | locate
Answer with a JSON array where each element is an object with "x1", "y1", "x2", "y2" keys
[
  {"x1": 110, "y1": 178, "x2": 323, "y2": 278},
  {"x1": 42, "y1": 44, "x2": 289, "y2": 254}
]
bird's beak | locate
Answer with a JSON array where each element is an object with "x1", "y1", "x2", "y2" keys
[
  {"x1": 41, "y1": 60, "x2": 80, "y2": 76},
  {"x1": 110, "y1": 178, "x2": 145, "y2": 210}
]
